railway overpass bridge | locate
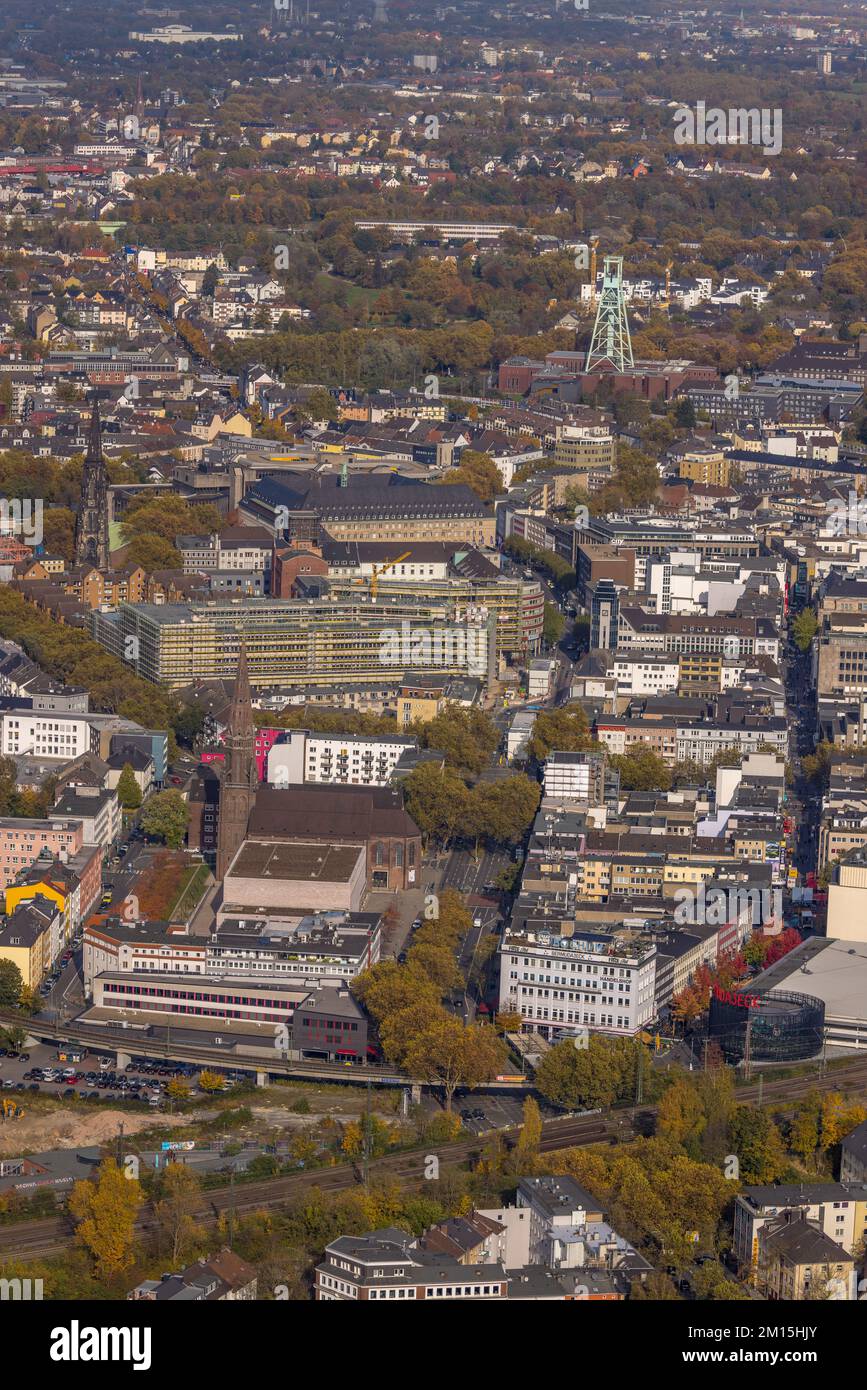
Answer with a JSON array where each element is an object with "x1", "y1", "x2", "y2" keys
[{"x1": 3, "y1": 1010, "x2": 529, "y2": 1094}]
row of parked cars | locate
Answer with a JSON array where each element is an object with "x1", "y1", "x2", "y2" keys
[
  {"x1": 17, "y1": 1064, "x2": 165, "y2": 1105},
  {"x1": 38, "y1": 946, "x2": 75, "y2": 996}
]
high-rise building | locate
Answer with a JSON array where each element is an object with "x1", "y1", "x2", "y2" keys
[
  {"x1": 818, "y1": 52, "x2": 832, "y2": 75},
  {"x1": 73, "y1": 396, "x2": 110, "y2": 571},
  {"x1": 589, "y1": 578, "x2": 621, "y2": 651},
  {"x1": 215, "y1": 645, "x2": 258, "y2": 880}
]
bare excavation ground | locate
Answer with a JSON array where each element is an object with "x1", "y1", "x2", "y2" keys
[
  {"x1": 0, "y1": 1084, "x2": 403, "y2": 1156},
  {"x1": 0, "y1": 1105, "x2": 197, "y2": 1155}
]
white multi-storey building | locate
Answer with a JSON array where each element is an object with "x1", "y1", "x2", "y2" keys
[
  {"x1": 542, "y1": 751, "x2": 608, "y2": 803},
  {"x1": 177, "y1": 528, "x2": 273, "y2": 575},
  {"x1": 611, "y1": 653, "x2": 680, "y2": 696},
  {"x1": 83, "y1": 910, "x2": 381, "y2": 996},
  {"x1": 0, "y1": 711, "x2": 97, "y2": 760},
  {"x1": 498, "y1": 925, "x2": 657, "y2": 1039},
  {"x1": 267, "y1": 730, "x2": 416, "y2": 788}
]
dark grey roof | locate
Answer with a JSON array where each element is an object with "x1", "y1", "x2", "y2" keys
[
  {"x1": 762, "y1": 1213, "x2": 852, "y2": 1265},
  {"x1": 841, "y1": 1118, "x2": 867, "y2": 1166},
  {"x1": 517, "y1": 1174, "x2": 604, "y2": 1218},
  {"x1": 248, "y1": 471, "x2": 490, "y2": 521}
]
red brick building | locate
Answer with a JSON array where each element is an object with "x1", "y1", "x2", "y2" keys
[{"x1": 271, "y1": 544, "x2": 327, "y2": 598}]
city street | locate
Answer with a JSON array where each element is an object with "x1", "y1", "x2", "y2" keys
[
  {"x1": 782, "y1": 633, "x2": 820, "y2": 880},
  {"x1": 436, "y1": 845, "x2": 512, "y2": 897}
]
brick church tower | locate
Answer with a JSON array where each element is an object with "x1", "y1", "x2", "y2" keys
[
  {"x1": 74, "y1": 393, "x2": 110, "y2": 570},
  {"x1": 215, "y1": 644, "x2": 258, "y2": 880}
]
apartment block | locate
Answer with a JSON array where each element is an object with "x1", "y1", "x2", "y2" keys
[
  {"x1": 0, "y1": 818, "x2": 84, "y2": 893},
  {"x1": 733, "y1": 1182, "x2": 867, "y2": 1279},
  {"x1": 266, "y1": 729, "x2": 416, "y2": 788}
]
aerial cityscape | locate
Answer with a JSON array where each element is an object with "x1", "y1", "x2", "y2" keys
[{"x1": 0, "y1": 0, "x2": 865, "y2": 1354}]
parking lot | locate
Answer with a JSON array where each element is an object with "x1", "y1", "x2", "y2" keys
[
  {"x1": 455, "y1": 1091, "x2": 558, "y2": 1134},
  {"x1": 0, "y1": 1038, "x2": 245, "y2": 1108}
]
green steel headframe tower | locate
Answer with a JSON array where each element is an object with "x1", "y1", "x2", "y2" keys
[{"x1": 584, "y1": 254, "x2": 634, "y2": 373}]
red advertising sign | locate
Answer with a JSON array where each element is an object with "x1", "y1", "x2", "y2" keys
[{"x1": 713, "y1": 985, "x2": 760, "y2": 1010}]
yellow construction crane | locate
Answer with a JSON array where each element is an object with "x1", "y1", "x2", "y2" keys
[
  {"x1": 352, "y1": 551, "x2": 412, "y2": 600},
  {"x1": 660, "y1": 260, "x2": 673, "y2": 310},
  {"x1": 589, "y1": 237, "x2": 600, "y2": 306}
]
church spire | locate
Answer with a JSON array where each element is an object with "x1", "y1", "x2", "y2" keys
[
  {"x1": 74, "y1": 392, "x2": 110, "y2": 571},
  {"x1": 86, "y1": 392, "x2": 101, "y2": 461},
  {"x1": 228, "y1": 641, "x2": 254, "y2": 739},
  {"x1": 215, "y1": 642, "x2": 257, "y2": 881}
]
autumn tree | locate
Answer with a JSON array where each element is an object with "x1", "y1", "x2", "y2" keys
[
  {"x1": 352, "y1": 959, "x2": 441, "y2": 1026},
  {"x1": 534, "y1": 1036, "x2": 644, "y2": 1111},
  {"x1": 609, "y1": 743, "x2": 672, "y2": 792},
  {"x1": 630, "y1": 1271, "x2": 680, "y2": 1300},
  {"x1": 420, "y1": 704, "x2": 499, "y2": 774},
  {"x1": 153, "y1": 1164, "x2": 205, "y2": 1264},
  {"x1": 437, "y1": 449, "x2": 502, "y2": 503},
  {"x1": 197, "y1": 1070, "x2": 226, "y2": 1093},
  {"x1": 526, "y1": 704, "x2": 591, "y2": 763},
  {"x1": 378, "y1": 1000, "x2": 450, "y2": 1066},
  {"x1": 513, "y1": 1095, "x2": 543, "y2": 1173},
  {"x1": 304, "y1": 386, "x2": 339, "y2": 422},
  {"x1": 656, "y1": 1077, "x2": 707, "y2": 1151},
  {"x1": 670, "y1": 987, "x2": 704, "y2": 1030},
  {"x1": 543, "y1": 601, "x2": 565, "y2": 648},
  {"x1": 140, "y1": 789, "x2": 190, "y2": 848},
  {"x1": 0, "y1": 958, "x2": 23, "y2": 1007},
  {"x1": 68, "y1": 1159, "x2": 143, "y2": 1280},
  {"x1": 494, "y1": 1010, "x2": 523, "y2": 1034},
  {"x1": 728, "y1": 1106, "x2": 787, "y2": 1184},
  {"x1": 400, "y1": 762, "x2": 470, "y2": 844},
  {"x1": 819, "y1": 1093, "x2": 866, "y2": 1156},
  {"x1": 435, "y1": 889, "x2": 474, "y2": 941},
  {"x1": 341, "y1": 1115, "x2": 394, "y2": 1161},
  {"x1": 402, "y1": 1018, "x2": 506, "y2": 1112},
  {"x1": 791, "y1": 607, "x2": 818, "y2": 652},
  {"x1": 116, "y1": 762, "x2": 142, "y2": 811},
  {"x1": 550, "y1": 1136, "x2": 731, "y2": 1267},
  {"x1": 406, "y1": 943, "x2": 463, "y2": 994}
]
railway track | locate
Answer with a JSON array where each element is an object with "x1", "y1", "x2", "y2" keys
[
  {"x1": 738, "y1": 1058, "x2": 867, "y2": 1105},
  {"x1": 0, "y1": 1115, "x2": 612, "y2": 1263},
  {"x1": 3, "y1": 1062, "x2": 867, "y2": 1265}
]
